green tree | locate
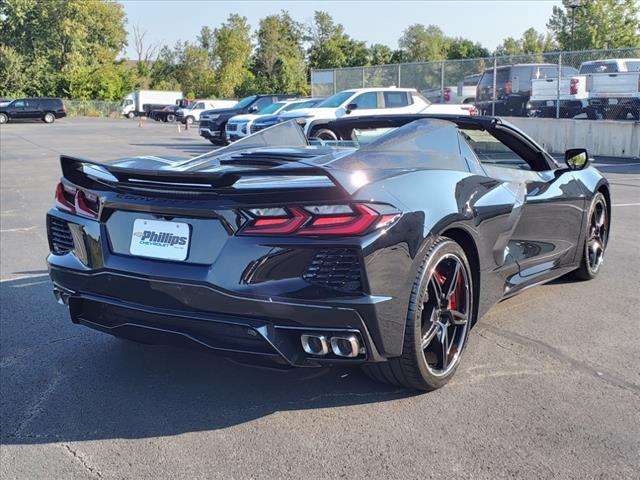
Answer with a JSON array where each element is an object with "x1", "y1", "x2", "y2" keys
[
  {"x1": 398, "y1": 24, "x2": 448, "y2": 61},
  {"x1": 547, "y1": 0, "x2": 640, "y2": 50},
  {"x1": 252, "y1": 11, "x2": 307, "y2": 94},
  {"x1": 521, "y1": 28, "x2": 555, "y2": 54},
  {"x1": 369, "y1": 44, "x2": 393, "y2": 65},
  {"x1": 446, "y1": 38, "x2": 490, "y2": 59},
  {"x1": 0, "y1": 0, "x2": 128, "y2": 98},
  {"x1": 0, "y1": 45, "x2": 27, "y2": 97},
  {"x1": 344, "y1": 39, "x2": 369, "y2": 67},
  {"x1": 307, "y1": 11, "x2": 348, "y2": 69},
  {"x1": 494, "y1": 28, "x2": 555, "y2": 56},
  {"x1": 176, "y1": 44, "x2": 216, "y2": 98},
  {"x1": 213, "y1": 14, "x2": 252, "y2": 98}
]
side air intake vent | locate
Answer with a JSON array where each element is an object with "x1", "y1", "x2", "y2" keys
[
  {"x1": 303, "y1": 249, "x2": 363, "y2": 292},
  {"x1": 48, "y1": 216, "x2": 74, "y2": 254}
]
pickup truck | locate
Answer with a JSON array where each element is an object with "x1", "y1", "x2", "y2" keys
[
  {"x1": 527, "y1": 75, "x2": 588, "y2": 118},
  {"x1": 580, "y1": 58, "x2": 640, "y2": 119}
]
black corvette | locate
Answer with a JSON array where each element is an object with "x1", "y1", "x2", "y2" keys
[{"x1": 46, "y1": 116, "x2": 610, "y2": 391}]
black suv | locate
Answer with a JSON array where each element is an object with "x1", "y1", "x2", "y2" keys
[
  {"x1": 475, "y1": 64, "x2": 576, "y2": 116},
  {"x1": 199, "y1": 94, "x2": 296, "y2": 145},
  {"x1": 0, "y1": 98, "x2": 66, "y2": 124}
]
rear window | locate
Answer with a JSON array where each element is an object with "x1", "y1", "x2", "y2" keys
[
  {"x1": 579, "y1": 62, "x2": 619, "y2": 74},
  {"x1": 479, "y1": 69, "x2": 509, "y2": 87},
  {"x1": 463, "y1": 76, "x2": 480, "y2": 86},
  {"x1": 39, "y1": 98, "x2": 63, "y2": 109},
  {"x1": 383, "y1": 91, "x2": 409, "y2": 108}
]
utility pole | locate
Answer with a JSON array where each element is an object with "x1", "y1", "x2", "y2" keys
[{"x1": 569, "y1": 3, "x2": 581, "y2": 51}]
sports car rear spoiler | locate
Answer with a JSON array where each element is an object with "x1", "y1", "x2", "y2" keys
[{"x1": 58, "y1": 154, "x2": 358, "y2": 195}]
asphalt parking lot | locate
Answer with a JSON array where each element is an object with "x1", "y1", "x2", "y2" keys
[{"x1": 1, "y1": 117, "x2": 639, "y2": 479}]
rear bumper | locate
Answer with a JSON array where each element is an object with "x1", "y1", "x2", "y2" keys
[
  {"x1": 527, "y1": 99, "x2": 586, "y2": 116},
  {"x1": 46, "y1": 207, "x2": 409, "y2": 367},
  {"x1": 50, "y1": 266, "x2": 384, "y2": 368},
  {"x1": 588, "y1": 97, "x2": 640, "y2": 108}
]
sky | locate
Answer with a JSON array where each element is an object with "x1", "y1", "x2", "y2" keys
[{"x1": 119, "y1": 0, "x2": 564, "y2": 59}]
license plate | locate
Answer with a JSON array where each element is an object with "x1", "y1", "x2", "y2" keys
[
  {"x1": 546, "y1": 100, "x2": 554, "y2": 107},
  {"x1": 129, "y1": 219, "x2": 190, "y2": 261},
  {"x1": 608, "y1": 98, "x2": 618, "y2": 105}
]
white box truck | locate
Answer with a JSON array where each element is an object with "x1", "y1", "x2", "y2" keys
[{"x1": 120, "y1": 90, "x2": 183, "y2": 118}]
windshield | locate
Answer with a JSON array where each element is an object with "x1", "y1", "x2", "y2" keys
[
  {"x1": 286, "y1": 99, "x2": 321, "y2": 110},
  {"x1": 234, "y1": 95, "x2": 257, "y2": 109},
  {"x1": 258, "y1": 102, "x2": 285, "y2": 114},
  {"x1": 317, "y1": 91, "x2": 353, "y2": 108}
]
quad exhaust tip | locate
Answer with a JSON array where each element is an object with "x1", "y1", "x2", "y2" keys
[
  {"x1": 301, "y1": 334, "x2": 330, "y2": 356},
  {"x1": 53, "y1": 287, "x2": 71, "y2": 305},
  {"x1": 300, "y1": 333, "x2": 361, "y2": 358},
  {"x1": 330, "y1": 335, "x2": 360, "y2": 358}
]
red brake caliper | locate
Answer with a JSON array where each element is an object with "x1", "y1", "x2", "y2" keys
[{"x1": 448, "y1": 271, "x2": 462, "y2": 311}]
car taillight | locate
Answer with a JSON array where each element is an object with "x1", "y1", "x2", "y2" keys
[
  {"x1": 239, "y1": 203, "x2": 400, "y2": 236},
  {"x1": 444, "y1": 87, "x2": 451, "y2": 102},
  {"x1": 505, "y1": 80, "x2": 512, "y2": 95},
  {"x1": 570, "y1": 78, "x2": 579, "y2": 95},
  {"x1": 54, "y1": 182, "x2": 99, "y2": 219}
]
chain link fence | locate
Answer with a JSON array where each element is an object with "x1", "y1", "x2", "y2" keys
[
  {"x1": 311, "y1": 47, "x2": 640, "y2": 120},
  {"x1": 63, "y1": 99, "x2": 121, "y2": 118}
]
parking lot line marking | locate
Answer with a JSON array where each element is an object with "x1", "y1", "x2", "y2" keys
[
  {"x1": 12, "y1": 280, "x2": 50, "y2": 288},
  {"x1": 0, "y1": 226, "x2": 38, "y2": 233},
  {"x1": 612, "y1": 203, "x2": 640, "y2": 207},
  {"x1": 0, "y1": 274, "x2": 49, "y2": 283}
]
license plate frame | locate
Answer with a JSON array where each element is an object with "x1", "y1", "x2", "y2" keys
[{"x1": 129, "y1": 219, "x2": 190, "y2": 261}]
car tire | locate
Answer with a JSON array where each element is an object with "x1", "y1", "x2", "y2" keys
[
  {"x1": 43, "y1": 112, "x2": 55, "y2": 124},
  {"x1": 362, "y1": 237, "x2": 474, "y2": 391},
  {"x1": 310, "y1": 128, "x2": 338, "y2": 141},
  {"x1": 127, "y1": 112, "x2": 135, "y2": 119},
  {"x1": 0, "y1": 113, "x2": 8, "y2": 124},
  {"x1": 572, "y1": 192, "x2": 609, "y2": 281},
  {"x1": 166, "y1": 114, "x2": 175, "y2": 122},
  {"x1": 185, "y1": 116, "x2": 195, "y2": 125}
]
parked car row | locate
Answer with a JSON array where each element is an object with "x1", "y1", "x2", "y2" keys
[
  {"x1": 199, "y1": 87, "x2": 478, "y2": 145},
  {"x1": 420, "y1": 57, "x2": 639, "y2": 120}
]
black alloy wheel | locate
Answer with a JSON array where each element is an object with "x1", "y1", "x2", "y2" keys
[
  {"x1": 420, "y1": 252, "x2": 471, "y2": 377},
  {"x1": 362, "y1": 238, "x2": 474, "y2": 391},
  {"x1": 573, "y1": 192, "x2": 609, "y2": 280}
]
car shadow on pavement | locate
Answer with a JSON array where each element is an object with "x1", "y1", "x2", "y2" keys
[{"x1": 0, "y1": 276, "x2": 414, "y2": 445}]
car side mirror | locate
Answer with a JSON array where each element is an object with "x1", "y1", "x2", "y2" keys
[
  {"x1": 248, "y1": 106, "x2": 259, "y2": 113},
  {"x1": 565, "y1": 148, "x2": 589, "y2": 170},
  {"x1": 345, "y1": 103, "x2": 358, "y2": 114}
]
